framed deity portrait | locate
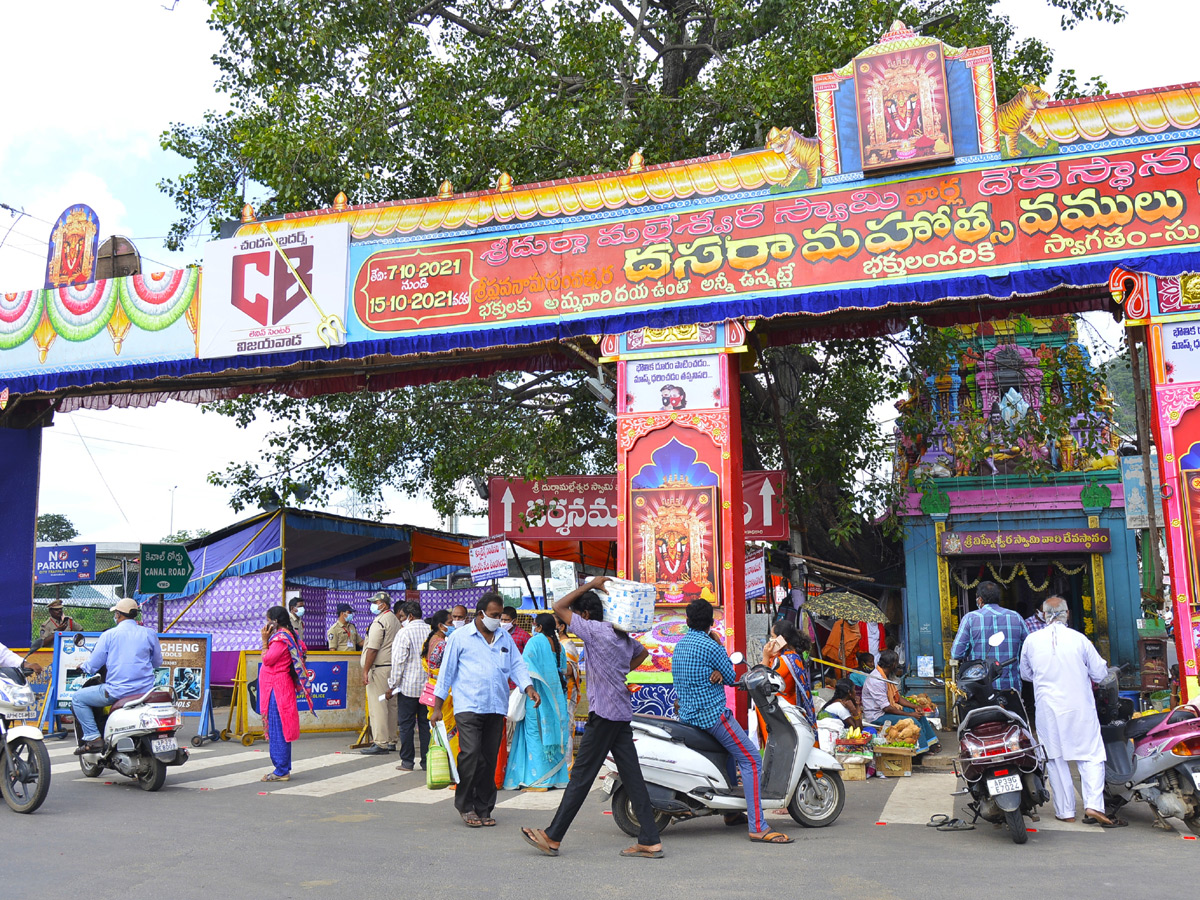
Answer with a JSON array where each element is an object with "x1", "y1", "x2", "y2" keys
[
  {"x1": 630, "y1": 484, "x2": 718, "y2": 606},
  {"x1": 854, "y1": 42, "x2": 954, "y2": 172}
]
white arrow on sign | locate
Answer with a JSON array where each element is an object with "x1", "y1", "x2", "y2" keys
[
  {"x1": 759, "y1": 477, "x2": 775, "y2": 529},
  {"x1": 501, "y1": 487, "x2": 516, "y2": 532}
]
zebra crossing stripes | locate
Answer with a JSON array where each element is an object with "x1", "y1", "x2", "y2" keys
[{"x1": 271, "y1": 762, "x2": 418, "y2": 797}]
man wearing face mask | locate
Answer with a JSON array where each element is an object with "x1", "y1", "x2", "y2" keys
[
  {"x1": 360, "y1": 592, "x2": 401, "y2": 755},
  {"x1": 288, "y1": 595, "x2": 306, "y2": 639},
  {"x1": 326, "y1": 603, "x2": 360, "y2": 651},
  {"x1": 71, "y1": 598, "x2": 161, "y2": 755},
  {"x1": 432, "y1": 593, "x2": 539, "y2": 828},
  {"x1": 500, "y1": 606, "x2": 531, "y2": 652},
  {"x1": 449, "y1": 605, "x2": 469, "y2": 633},
  {"x1": 388, "y1": 600, "x2": 432, "y2": 772}
]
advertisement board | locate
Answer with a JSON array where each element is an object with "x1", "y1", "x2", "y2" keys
[
  {"x1": 240, "y1": 650, "x2": 366, "y2": 735},
  {"x1": 49, "y1": 630, "x2": 211, "y2": 717},
  {"x1": 469, "y1": 535, "x2": 509, "y2": 583},
  {"x1": 622, "y1": 354, "x2": 725, "y2": 413},
  {"x1": 34, "y1": 543, "x2": 95, "y2": 584},
  {"x1": 199, "y1": 221, "x2": 350, "y2": 359},
  {"x1": 745, "y1": 548, "x2": 767, "y2": 600}
]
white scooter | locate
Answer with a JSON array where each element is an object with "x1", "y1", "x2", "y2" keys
[
  {"x1": 0, "y1": 646, "x2": 50, "y2": 813},
  {"x1": 604, "y1": 657, "x2": 845, "y2": 835},
  {"x1": 69, "y1": 667, "x2": 189, "y2": 791}
]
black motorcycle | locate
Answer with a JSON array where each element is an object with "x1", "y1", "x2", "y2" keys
[{"x1": 945, "y1": 657, "x2": 1048, "y2": 844}]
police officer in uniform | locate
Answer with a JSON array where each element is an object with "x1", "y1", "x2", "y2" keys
[
  {"x1": 327, "y1": 602, "x2": 360, "y2": 651},
  {"x1": 360, "y1": 592, "x2": 400, "y2": 754}
]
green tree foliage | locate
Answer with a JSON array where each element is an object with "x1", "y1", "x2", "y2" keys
[
  {"x1": 35, "y1": 513, "x2": 79, "y2": 542},
  {"x1": 160, "y1": 528, "x2": 212, "y2": 544},
  {"x1": 167, "y1": 0, "x2": 1122, "y2": 560},
  {"x1": 205, "y1": 372, "x2": 614, "y2": 518}
]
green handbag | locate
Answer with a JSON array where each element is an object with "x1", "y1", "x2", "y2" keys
[{"x1": 425, "y1": 726, "x2": 452, "y2": 790}]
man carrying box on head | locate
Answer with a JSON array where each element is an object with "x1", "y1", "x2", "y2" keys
[{"x1": 521, "y1": 576, "x2": 664, "y2": 860}]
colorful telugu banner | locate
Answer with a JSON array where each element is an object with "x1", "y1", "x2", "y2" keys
[
  {"x1": 939, "y1": 528, "x2": 1111, "y2": 555},
  {"x1": 345, "y1": 142, "x2": 1200, "y2": 341}
]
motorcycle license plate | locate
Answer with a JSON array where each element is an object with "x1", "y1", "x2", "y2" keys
[
  {"x1": 987, "y1": 774, "x2": 1021, "y2": 795},
  {"x1": 9, "y1": 708, "x2": 38, "y2": 720},
  {"x1": 151, "y1": 737, "x2": 177, "y2": 754}
]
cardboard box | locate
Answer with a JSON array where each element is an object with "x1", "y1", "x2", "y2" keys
[{"x1": 874, "y1": 745, "x2": 915, "y2": 778}]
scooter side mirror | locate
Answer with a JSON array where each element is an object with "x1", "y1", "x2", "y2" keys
[
  {"x1": 72, "y1": 633, "x2": 86, "y2": 647},
  {"x1": 729, "y1": 652, "x2": 745, "y2": 666}
]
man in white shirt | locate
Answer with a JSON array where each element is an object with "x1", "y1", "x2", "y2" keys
[
  {"x1": 1019, "y1": 596, "x2": 1120, "y2": 826},
  {"x1": 389, "y1": 600, "x2": 431, "y2": 772}
]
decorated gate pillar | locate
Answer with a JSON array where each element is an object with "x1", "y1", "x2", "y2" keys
[
  {"x1": 1112, "y1": 269, "x2": 1200, "y2": 701},
  {"x1": 601, "y1": 323, "x2": 749, "y2": 719}
]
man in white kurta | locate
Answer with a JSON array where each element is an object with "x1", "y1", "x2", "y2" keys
[{"x1": 1019, "y1": 597, "x2": 1115, "y2": 824}]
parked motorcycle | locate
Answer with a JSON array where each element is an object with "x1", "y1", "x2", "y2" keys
[
  {"x1": 944, "y1": 635, "x2": 1048, "y2": 845},
  {"x1": 0, "y1": 644, "x2": 50, "y2": 813},
  {"x1": 68, "y1": 664, "x2": 189, "y2": 792},
  {"x1": 1096, "y1": 667, "x2": 1200, "y2": 834},
  {"x1": 603, "y1": 655, "x2": 845, "y2": 836}
]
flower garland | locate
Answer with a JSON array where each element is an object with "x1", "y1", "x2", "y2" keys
[{"x1": 1053, "y1": 561, "x2": 1087, "y2": 576}]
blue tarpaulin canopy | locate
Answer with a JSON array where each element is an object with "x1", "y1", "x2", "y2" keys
[{"x1": 138, "y1": 508, "x2": 473, "y2": 601}]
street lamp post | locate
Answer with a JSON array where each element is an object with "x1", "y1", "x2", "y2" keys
[{"x1": 169, "y1": 485, "x2": 178, "y2": 536}]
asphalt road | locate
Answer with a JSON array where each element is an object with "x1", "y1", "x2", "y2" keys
[{"x1": 7, "y1": 722, "x2": 1197, "y2": 899}]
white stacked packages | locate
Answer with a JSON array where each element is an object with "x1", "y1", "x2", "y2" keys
[{"x1": 601, "y1": 578, "x2": 657, "y2": 633}]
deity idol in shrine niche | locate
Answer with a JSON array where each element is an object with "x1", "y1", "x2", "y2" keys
[
  {"x1": 635, "y1": 486, "x2": 713, "y2": 604},
  {"x1": 855, "y1": 37, "x2": 953, "y2": 170},
  {"x1": 46, "y1": 205, "x2": 99, "y2": 288}
]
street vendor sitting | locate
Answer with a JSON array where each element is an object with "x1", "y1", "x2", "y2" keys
[
  {"x1": 819, "y1": 679, "x2": 863, "y2": 729},
  {"x1": 861, "y1": 650, "x2": 940, "y2": 755}
]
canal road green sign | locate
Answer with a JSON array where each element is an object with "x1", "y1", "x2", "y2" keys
[{"x1": 139, "y1": 543, "x2": 194, "y2": 594}]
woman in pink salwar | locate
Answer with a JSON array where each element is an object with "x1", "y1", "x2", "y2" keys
[{"x1": 259, "y1": 606, "x2": 310, "y2": 782}]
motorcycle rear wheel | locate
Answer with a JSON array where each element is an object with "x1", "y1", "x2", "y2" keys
[
  {"x1": 610, "y1": 785, "x2": 671, "y2": 839},
  {"x1": 78, "y1": 755, "x2": 103, "y2": 778},
  {"x1": 1004, "y1": 807, "x2": 1028, "y2": 844},
  {"x1": 788, "y1": 770, "x2": 846, "y2": 827},
  {"x1": 1, "y1": 737, "x2": 51, "y2": 813},
  {"x1": 137, "y1": 759, "x2": 167, "y2": 792}
]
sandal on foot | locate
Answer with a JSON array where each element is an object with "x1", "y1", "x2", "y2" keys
[
  {"x1": 260, "y1": 773, "x2": 290, "y2": 782},
  {"x1": 620, "y1": 847, "x2": 664, "y2": 858},
  {"x1": 521, "y1": 827, "x2": 559, "y2": 856},
  {"x1": 461, "y1": 812, "x2": 483, "y2": 828},
  {"x1": 748, "y1": 831, "x2": 793, "y2": 844},
  {"x1": 480, "y1": 817, "x2": 496, "y2": 826}
]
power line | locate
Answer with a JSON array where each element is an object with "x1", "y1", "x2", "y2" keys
[{"x1": 68, "y1": 416, "x2": 132, "y2": 525}]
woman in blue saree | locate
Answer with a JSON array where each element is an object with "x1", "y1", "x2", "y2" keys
[{"x1": 504, "y1": 614, "x2": 571, "y2": 791}]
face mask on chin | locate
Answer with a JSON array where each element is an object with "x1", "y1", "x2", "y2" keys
[{"x1": 480, "y1": 615, "x2": 501, "y2": 632}]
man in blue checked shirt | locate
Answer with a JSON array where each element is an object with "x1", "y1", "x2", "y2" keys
[
  {"x1": 950, "y1": 581, "x2": 1029, "y2": 709},
  {"x1": 672, "y1": 598, "x2": 792, "y2": 844}
]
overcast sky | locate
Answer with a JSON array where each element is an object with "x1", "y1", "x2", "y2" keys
[{"x1": 0, "y1": 0, "x2": 1194, "y2": 543}]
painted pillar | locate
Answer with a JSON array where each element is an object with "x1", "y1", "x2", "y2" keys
[
  {"x1": 0, "y1": 427, "x2": 42, "y2": 647},
  {"x1": 1112, "y1": 269, "x2": 1199, "y2": 701},
  {"x1": 603, "y1": 323, "x2": 748, "y2": 720},
  {"x1": 1086, "y1": 510, "x2": 1111, "y2": 662},
  {"x1": 931, "y1": 515, "x2": 956, "y2": 662}
]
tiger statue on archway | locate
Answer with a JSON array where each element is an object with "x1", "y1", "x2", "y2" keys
[{"x1": 998, "y1": 84, "x2": 1052, "y2": 157}]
